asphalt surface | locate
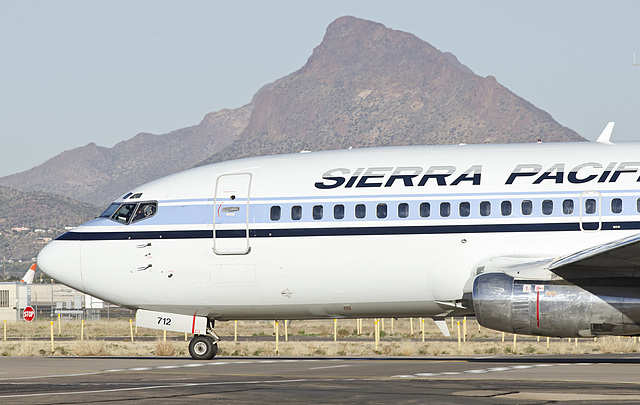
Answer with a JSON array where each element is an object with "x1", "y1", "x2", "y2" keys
[{"x1": 2, "y1": 355, "x2": 640, "y2": 404}]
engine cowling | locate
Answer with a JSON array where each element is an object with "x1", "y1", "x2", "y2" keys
[{"x1": 472, "y1": 272, "x2": 640, "y2": 337}]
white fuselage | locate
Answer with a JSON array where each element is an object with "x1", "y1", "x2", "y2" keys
[{"x1": 37, "y1": 142, "x2": 640, "y2": 321}]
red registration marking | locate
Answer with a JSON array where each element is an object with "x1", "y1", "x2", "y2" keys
[
  {"x1": 192, "y1": 315, "x2": 196, "y2": 334},
  {"x1": 536, "y1": 291, "x2": 540, "y2": 328}
]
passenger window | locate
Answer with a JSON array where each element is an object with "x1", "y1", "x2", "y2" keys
[
  {"x1": 440, "y1": 202, "x2": 451, "y2": 217},
  {"x1": 521, "y1": 200, "x2": 533, "y2": 216},
  {"x1": 270, "y1": 206, "x2": 281, "y2": 221},
  {"x1": 459, "y1": 202, "x2": 470, "y2": 217},
  {"x1": 637, "y1": 198, "x2": 640, "y2": 213},
  {"x1": 111, "y1": 203, "x2": 137, "y2": 224},
  {"x1": 376, "y1": 203, "x2": 387, "y2": 219},
  {"x1": 291, "y1": 205, "x2": 302, "y2": 220},
  {"x1": 355, "y1": 204, "x2": 366, "y2": 219},
  {"x1": 542, "y1": 200, "x2": 553, "y2": 215},
  {"x1": 313, "y1": 205, "x2": 323, "y2": 220},
  {"x1": 611, "y1": 198, "x2": 622, "y2": 214},
  {"x1": 501, "y1": 201, "x2": 512, "y2": 216},
  {"x1": 419, "y1": 202, "x2": 431, "y2": 218},
  {"x1": 131, "y1": 202, "x2": 158, "y2": 223},
  {"x1": 562, "y1": 199, "x2": 574, "y2": 215},
  {"x1": 480, "y1": 201, "x2": 491, "y2": 217},
  {"x1": 585, "y1": 199, "x2": 596, "y2": 214},
  {"x1": 398, "y1": 203, "x2": 409, "y2": 218},
  {"x1": 334, "y1": 204, "x2": 345, "y2": 220}
]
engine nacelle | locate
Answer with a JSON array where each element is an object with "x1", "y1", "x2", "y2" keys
[{"x1": 472, "y1": 272, "x2": 640, "y2": 337}]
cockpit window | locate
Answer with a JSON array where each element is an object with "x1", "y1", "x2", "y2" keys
[
  {"x1": 111, "y1": 204, "x2": 137, "y2": 224},
  {"x1": 106, "y1": 202, "x2": 157, "y2": 224},
  {"x1": 131, "y1": 202, "x2": 157, "y2": 223},
  {"x1": 100, "y1": 203, "x2": 121, "y2": 218}
]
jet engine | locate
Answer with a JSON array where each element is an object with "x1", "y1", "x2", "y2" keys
[{"x1": 472, "y1": 272, "x2": 640, "y2": 337}]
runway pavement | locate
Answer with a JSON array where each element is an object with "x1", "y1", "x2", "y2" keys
[{"x1": 2, "y1": 355, "x2": 640, "y2": 404}]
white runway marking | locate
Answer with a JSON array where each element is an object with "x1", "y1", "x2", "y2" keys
[
  {"x1": 309, "y1": 365, "x2": 350, "y2": 370},
  {"x1": 391, "y1": 362, "x2": 597, "y2": 378},
  {"x1": 0, "y1": 359, "x2": 312, "y2": 381}
]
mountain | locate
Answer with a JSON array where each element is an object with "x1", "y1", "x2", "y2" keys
[
  {"x1": 0, "y1": 185, "x2": 99, "y2": 269},
  {"x1": 0, "y1": 185, "x2": 99, "y2": 230},
  {"x1": 0, "y1": 107, "x2": 250, "y2": 206},
  {"x1": 0, "y1": 16, "x2": 584, "y2": 206},
  {"x1": 199, "y1": 16, "x2": 582, "y2": 165}
]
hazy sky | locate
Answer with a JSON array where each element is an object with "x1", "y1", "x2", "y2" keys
[{"x1": 1, "y1": 1, "x2": 639, "y2": 177}]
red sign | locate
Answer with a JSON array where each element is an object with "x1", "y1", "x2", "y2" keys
[{"x1": 23, "y1": 306, "x2": 35, "y2": 322}]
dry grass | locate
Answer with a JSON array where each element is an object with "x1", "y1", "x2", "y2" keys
[{"x1": 1, "y1": 318, "x2": 639, "y2": 357}]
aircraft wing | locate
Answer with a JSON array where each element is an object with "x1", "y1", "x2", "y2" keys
[
  {"x1": 472, "y1": 233, "x2": 640, "y2": 284},
  {"x1": 548, "y1": 233, "x2": 640, "y2": 279}
]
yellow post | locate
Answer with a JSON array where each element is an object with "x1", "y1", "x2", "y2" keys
[
  {"x1": 410, "y1": 317, "x2": 413, "y2": 334},
  {"x1": 275, "y1": 320, "x2": 279, "y2": 355},
  {"x1": 547, "y1": 336, "x2": 550, "y2": 349},
  {"x1": 163, "y1": 329, "x2": 166, "y2": 342},
  {"x1": 81, "y1": 320, "x2": 84, "y2": 341},
  {"x1": 502, "y1": 332, "x2": 505, "y2": 343},
  {"x1": 185, "y1": 332, "x2": 187, "y2": 342},
  {"x1": 285, "y1": 320, "x2": 288, "y2": 342},
  {"x1": 135, "y1": 313, "x2": 138, "y2": 335},
  {"x1": 334, "y1": 319, "x2": 337, "y2": 342},
  {"x1": 234, "y1": 320, "x2": 238, "y2": 342},
  {"x1": 513, "y1": 334, "x2": 517, "y2": 352},
  {"x1": 375, "y1": 318, "x2": 379, "y2": 351},
  {"x1": 381, "y1": 318, "x2": 384, "y2": 332},
  {"x1": 457, "y1": 321, "x2": 461, "y2": 351},
  {"x1": 478, "y1": 321, "x2": 481, "y2": 333},
  {"x1": 50, "y1": 321, "x2": 54, "y2": 354},
  {"x1": 575, "y1": 337, "x2": 578, "y2": 347},
  {"x1": 537, "y1": 336, "x2": 540, "y2": 342},
  {"x1": 391, "y1": 318, "x2": 394, "y2": 334},
  {"x1": 463, "y1": 317, "x2": 467, "y2": 343},
  {"x1": 129, "y1": 319, "x2": 133, "y2": 341},
  {"x1": 57, "y1": 313, "x2": 61, "y2": 337},
  {"x1": 421, "y1": 318, "x2": 425, "y2": 342}
]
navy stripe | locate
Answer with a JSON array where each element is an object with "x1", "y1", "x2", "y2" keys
[
  {"x1": 56, "y1": 230, "x2": 213, "y2": 241},
  {"x1": 55, "y1": 221, "x2": 638, "y2": 241}
]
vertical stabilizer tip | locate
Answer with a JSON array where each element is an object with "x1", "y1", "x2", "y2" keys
[{"x1": 596, "y1": 122, "x2": 615, "y2": 145}]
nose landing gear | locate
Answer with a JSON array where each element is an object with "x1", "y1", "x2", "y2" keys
[
  {"x1": 189, "y1": 335, "x2": 218, "y2": 360},
  {"x1": 188, "y1": 319, "x2": 220, "y2": 360}
]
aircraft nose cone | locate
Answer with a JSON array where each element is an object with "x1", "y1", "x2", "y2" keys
[{"x1": 37, "y1": 240, "x2": 84, "y2": 291}]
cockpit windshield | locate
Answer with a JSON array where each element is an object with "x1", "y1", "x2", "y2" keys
[
  {"x1": 100, "y1": 203, "x2": 120, "y2": 218},
  {"x1": 112, "y1": 204, "x2": 138, "y2": 224},
  {"x1": 100, "y1": 201, "x2": 158, "y2": 224}
]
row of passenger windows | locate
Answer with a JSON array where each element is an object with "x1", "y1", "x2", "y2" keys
[{"x1": 269, "y1": 198, "x2": 631, "y2": 221}]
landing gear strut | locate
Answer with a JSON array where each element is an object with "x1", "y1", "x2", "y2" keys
[{"x1": 188, "y1": 318, "x2": 220, "y2": 360}]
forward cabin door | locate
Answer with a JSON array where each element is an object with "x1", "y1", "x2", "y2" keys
[{"x1": 213, "y1": 173, "x2": 252, "y2": 255}]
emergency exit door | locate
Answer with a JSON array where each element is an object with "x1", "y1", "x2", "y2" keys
[{"x1": 213, "y1": 173, "x2": 252, "y2": 255}]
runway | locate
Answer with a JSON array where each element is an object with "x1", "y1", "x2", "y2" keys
[{"x1": 2, "y1": 355, "x2": 640, "y2": 404}]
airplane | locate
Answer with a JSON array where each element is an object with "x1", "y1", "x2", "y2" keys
[{"x1": 37, "y1": 122, "x2": 640, "y2": 359}]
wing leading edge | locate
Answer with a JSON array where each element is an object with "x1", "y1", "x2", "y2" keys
[{"x1": 549, "y1": 233, "x2": 640, "y2": 279}]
